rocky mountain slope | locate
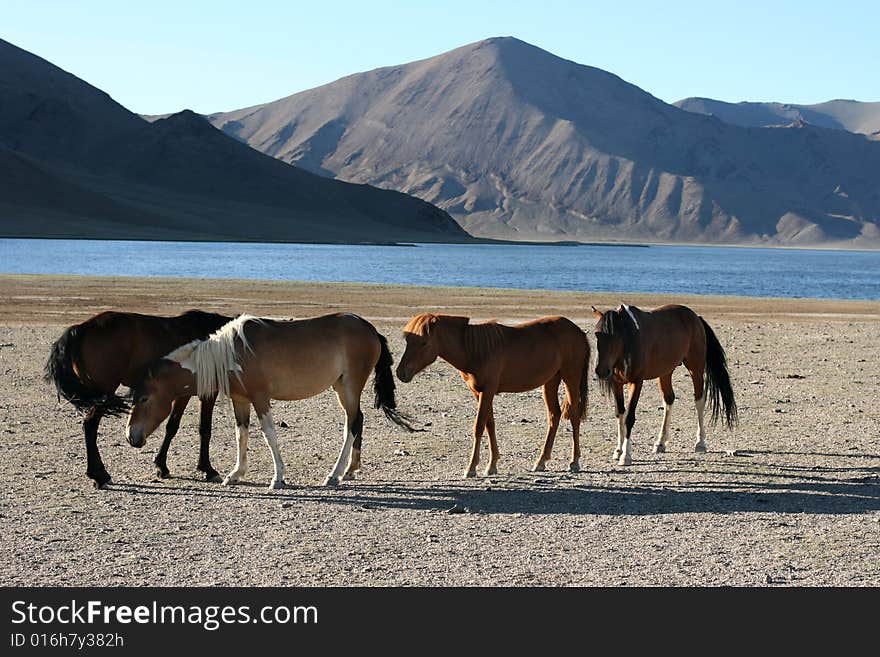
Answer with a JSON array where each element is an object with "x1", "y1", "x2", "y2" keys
[
  {"x1": 209, "y1": 37, "x2": 880, "y2": 247},
  {"x1": 675, "y1": 97, "x2": 880, "y2": 138}
]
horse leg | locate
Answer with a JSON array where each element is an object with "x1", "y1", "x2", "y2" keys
[
  {"x1": 83, "y1": 406, "x2": 111, "y2": 488},
  {"x1": 154, "y1": 396, "x2": 189, "y2": 479},
  {"x1": 196, "y1": 394, "x2": 221, "y2": 482},
  {"x1": 222, "y1": 399, "x2": 251, "y2": 485},
  {"x1": 687, "y1": 365, "x2": 708, "y2": 452},
  {"x1": 484, "y1": 407, "x2": 499, "y2": 477},
  {"x1": 251, "y1": 396, "x2": 285, "y2": 489},
  {"x1": 618, "y1": 380, "x2": 643, "y2": 466},
  {"x1": 325, "y1": 378, "x2": 364, "y2": 486},
  {"x1": 534, "y1": 377, "x2": 562, "y2": 472},
  {"x1": 465, "y1": 391, "x2": 494, "y2": 478},
  {"x1": 611, "y1": 382, "x2": 626, "y2": 462},
  {"x1": 342, "y1": 409, "x2": 365, "y2": 481},
  {"x1": 562, "y1": 372, "x2": 582, "y2": 472},
  {"x1": 653, "y1": 373, "x2": 675, "y2": 454}
]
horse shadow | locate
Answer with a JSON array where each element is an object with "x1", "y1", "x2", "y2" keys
[{"x1": 110, "y1": 460, "x2": 880, "y2": 517}]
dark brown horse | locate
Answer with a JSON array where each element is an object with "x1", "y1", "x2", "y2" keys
[
  {"x1": 396, "y1": 314, "x2": 590, "y2": 476},
  {"x1": 592, "y1": 304, "x2": 737, "y2": 466},
  {"x1": 44, "y1": 309, "x2": 231, "y2": 487}
]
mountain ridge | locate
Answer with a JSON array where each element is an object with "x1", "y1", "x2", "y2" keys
[
  {"x1": 675, "y1": 97, "x2": 880, "y2": 137},
  {"x1": 209, "y1": 36, "x2": 880, "y2": 247},
  {"x1": 0, "y1": 38, "x2": 468, "y2": 243}
]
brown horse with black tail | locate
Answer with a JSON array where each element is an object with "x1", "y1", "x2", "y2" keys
[
  {"x1": 44, "y1": 309, "x2": 232, "y2": 488},
  {"x1": 396, "y1": 314, "x2": 590, "y2": 477},
  {"x1": 592, "y1": 303, "x2": 737, "y2": 466}
]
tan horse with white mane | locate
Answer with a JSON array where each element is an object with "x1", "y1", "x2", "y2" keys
[
  {"x1": 396, "y1": 313, "x2": 590, "y2": 477},
  {"x1": 127, "y1": 313, "x2": 413, "y2": 488}
]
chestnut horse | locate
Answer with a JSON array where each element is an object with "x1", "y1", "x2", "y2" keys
[
  {"x1": 127, "y1": 313, "x2": 413, "y2": 488},
  {"x1": 396, "y1": 314, "x2": 590, "y2": 477},
  {"x1": 592, "y1": 304, "x2": 737, "y2": 466},
  {"x1": 44, "y1": 310, "x2": 232, "y2": 488}
]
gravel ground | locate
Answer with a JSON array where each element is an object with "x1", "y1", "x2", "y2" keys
[{"x1": 1, "y1": 275, "x2": 878, "y2": 586}]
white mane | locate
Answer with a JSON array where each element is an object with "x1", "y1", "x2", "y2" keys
[{"x1": 165, "y1": 314, "x2": 264, "y2": 399}]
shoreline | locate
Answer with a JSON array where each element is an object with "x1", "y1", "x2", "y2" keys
[
  {"x1": 2, "y1": 234, "x2": 877, "y2": 252},
  {"x1": 2, "y1": 274, "x2": 878, "y2": 326}
]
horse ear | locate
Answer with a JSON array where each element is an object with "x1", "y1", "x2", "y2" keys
[
  {"x1": 591, "y1": 306, "x2": 603, "y2": 319},
  {"x1": 425, "y1": 314, "x2": 438, "y2": 335}
]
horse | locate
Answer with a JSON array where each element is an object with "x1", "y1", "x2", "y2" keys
[
  {"x1": 44, "y1": 309, "x2": 232, "y2": 488},
  {"x1": 126, "y1": 313, "x2": 414, "y2": 489},
  {"x1": 396, "y1": 313, "x2": 590, "y2": 477},
  {"x1": 592, "y1": 303, "x2": 737, "y2": 466}
]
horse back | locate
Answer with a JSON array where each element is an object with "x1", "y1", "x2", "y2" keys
[{"x1": 74, "y1": 310, "x2": 230, "y2": 389}]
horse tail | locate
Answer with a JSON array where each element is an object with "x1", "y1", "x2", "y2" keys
[
  {"x1": 701, "y1": 318, "x2": 738, "y2": 428},
  {"x1": 561, "y1": 333, "x2": 590, "y2": 422},
  {"x1": 44, "y1": 325, "x2": 129, "y2": 416},
  {"x1": 373, "y1": 332, "x2": 419, "y2": 432}
]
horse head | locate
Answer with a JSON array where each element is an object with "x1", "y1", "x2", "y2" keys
[
  {"x1": 397, "y1": 313, "x2": 442, "y2": 383},
  {"x1": 591, "y1": 305, "x2": 638, "y2": 385},
  {"x1": 126, "y1": 358, "x2": 194, "y2": 448}
]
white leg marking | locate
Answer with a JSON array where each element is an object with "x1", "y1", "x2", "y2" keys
[
  {"x1": 654, "y1": 402, "x2": 672, "y2": 453},
  {"x1": 343, "y1": 447, "x2": 361, "y2": 481},
  {"x1": 615, "y1": 413, "x2": 632, "y2": 465},
  {"x1": 259, "y1": 410, "x2": 286, "y2": 489},
  {"x1": 325, "y1": 416, "x2": 355, "y2": 486},
  {"x1": 694, "y1": 396, "x2": 708, "y2": 452},
  {"x1": 223, "y1": 423, "x2": 249, "y2": 485}
]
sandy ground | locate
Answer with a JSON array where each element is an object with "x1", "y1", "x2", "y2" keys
[{"x1": 1, "y1": 274, "x2": 878, "y2": 586}]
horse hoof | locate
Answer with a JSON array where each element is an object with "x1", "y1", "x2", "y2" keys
[
  {"x1": 269, "y1": 478, "x2": 287, "y2": 490},
  {"x1": 653, "y1": 444, "x2": 666, "y2": 454},
  {"x1": 612, "y1": 449, "x2": 622, "y2": 461},
  {"x1": 155, "y1": 468, "x2": 170, "y2": 479},
  {"x1": 90, "y1": 472, "x2": 112, "y2": 489},
  {"x1": 569, "y1": 461, "x2": 580, "y2": 473},
  {"x1": 464, "y1": 469, "x2": 477, "y2": 479},
  {"x1": 323, "y1": 476, "x2": 340, "y2": 487},
  {"x1": 617, "y1": 455, "x2": 633, "y2": 466},
  {"x1": 342, "y1": 472, "x2": 356, "y2": 481},
  {"x1": 205, "y1": 472, "x2": 223, "y2": 484},
  {"x1": 222, "y1": 476, "x2": 239, "y2": 486},
  {"x1": 532, "y1": 462, "x2": 546, "y2": 472},
  {"x1": 694, "y1": 442, "x2": 708, "y2": 453}
]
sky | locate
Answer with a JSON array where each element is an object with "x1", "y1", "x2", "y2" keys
[{"x1": 3, "y1": 0, "x2": 878, "y2": 115}]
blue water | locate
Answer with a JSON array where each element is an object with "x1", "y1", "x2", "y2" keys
[{"x1": 1, "y1": 239, "x2": 878, "y2": 300}]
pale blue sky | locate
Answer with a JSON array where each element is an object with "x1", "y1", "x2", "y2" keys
[{"x1": 3, "y1": 0, "x2": 877, "y2": 115}]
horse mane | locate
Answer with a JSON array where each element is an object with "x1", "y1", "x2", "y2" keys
[
  {"x1": 597, "y1": 307, "x2": 639, "y2": 378},
  {"x1": 165, "y1": 314, "x2": 264, "y2": 399},
  {"x1": 463, "y1": 320, "x2": 506, "y2": 369}
]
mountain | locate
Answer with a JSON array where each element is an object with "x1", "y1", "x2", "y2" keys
[
  {"x1": 0, "y1": 38, "x2": 467, "y2": 243},
  {"x1": 675, "y1": 97, "x2": 880, "y2": 138},
  {"x1": 209, "y1": 37, "x2": 880, "y2": 247}
]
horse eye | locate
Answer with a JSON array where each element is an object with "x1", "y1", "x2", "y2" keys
[{"x1": 139, "y1": 395, "x2": 149, "y2": 404}]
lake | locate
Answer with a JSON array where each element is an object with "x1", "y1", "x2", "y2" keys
[{"x1": 1, "y1": 239, "x2": 878, "y2": 300}]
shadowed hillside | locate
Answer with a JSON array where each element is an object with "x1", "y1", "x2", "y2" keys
[{"x1": 0, "y1": 38, "x2": 468, "y2": 243}]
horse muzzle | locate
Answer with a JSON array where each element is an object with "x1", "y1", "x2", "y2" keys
[
  {"x1": 595, "y1": 367, "x2": 613, "y2": 381},
  {"x1": 396, "y1": 365, "x2": 413, "y2": 383},
  {"x1": 126, "y1": 426, "x2": 147, "y2": 448}
]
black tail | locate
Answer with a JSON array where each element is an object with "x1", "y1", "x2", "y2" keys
[
  {"x1": 373, "y1": 333, "x2": 419, "y2": 432},
  {"x1": 701, "y1": 318, "x2": 738, "y2": 428},
  {"x1": 44, "y1": 326, "x2": 129, "y2": 416},
  {"x1": 562, "y1": 336, "x2": 590, "y2": 422}
]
